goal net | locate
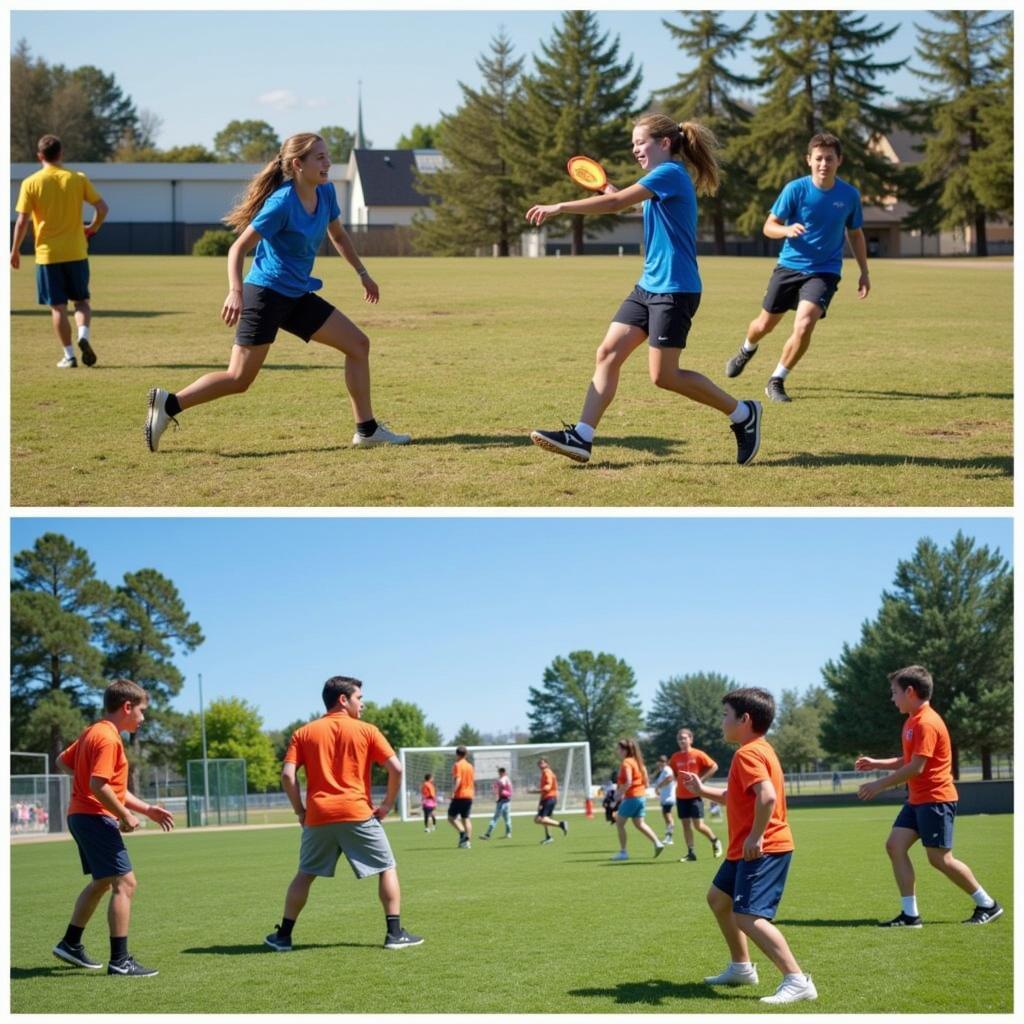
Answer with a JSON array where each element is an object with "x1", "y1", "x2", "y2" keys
[
  {"x1": 398, "y1": 742, "x2": 592, "y2": 822},
  {"x1": 186, "y1": 758, "x2": 247, "y2": 827}
]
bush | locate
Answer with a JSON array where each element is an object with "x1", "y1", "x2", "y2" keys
[{"x1": 192, "y1": 229, "x2": 235, "y2": 256}]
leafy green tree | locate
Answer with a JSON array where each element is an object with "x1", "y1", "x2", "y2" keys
[
  {"x1": 362, "y1": 699, "x2": 445, "y2": 751},
  {"x1": 412, "y1": 31, "x2": 526, "y2": 256},
  {"x1": 907, "y1": 11, "x2": 1012, "y2": 253},
  {"x1": 318, "y1": 125, "x2": 356, "y2": 163},
  {"x1": 452, "y1": 723, "x2": 483, "y2": 747},
  {"x1": 268, "y1": 713, "x2": 320, "y2": 764},
  {"x1": 396, "y1": 122, "x2": 442, "y2": 150},
  {"x1": 821, "y1": 532, "x2": 1012, "y2": 778},
  {"x1": 508, "y1": 11, "x2": 642, "y2": 254},
  {"x1": 528, "y1": 650, "x2": 644, "y2": 776},
  {"x1": 214, "y1": 119, "x2": 281, "y2": 162},
  {"x1": 178, "y1": 697, "x2": 279, "y2": 792},
  {"x1": 770, "y1": 687, "x2": 833, "y2": 773},
  {"x1": 652, "y1": 12, "x2": 758, "y2": 253},
  {"x1": 646, "y1": 671, "x2": 737, "y2": 769},
  {"x1": 115, "y1": 143, "x2": 219, "y2": 163}
]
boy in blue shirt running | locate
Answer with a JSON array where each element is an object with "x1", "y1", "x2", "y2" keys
[{"x1": 725, "y1": 133, "x2": 870, "y2": 402}]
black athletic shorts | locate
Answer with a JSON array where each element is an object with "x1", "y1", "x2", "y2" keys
[
  {"x1": 235, "y1": 283, "x2": 335, "y2": 345},
  {"x1": 447, "y1": 798, "x2": 473, "y2": 820},
  {"x1": 613, "y1": 286, "x2": 701, "y2": 349},
  {"x1": 537, "y1": 797, "x2": 557, "y2": 818},
  {"x1": 762, "y1": 266, "x2": 840, "y2": 319}
]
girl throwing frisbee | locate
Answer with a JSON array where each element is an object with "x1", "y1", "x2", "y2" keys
[
  {"x1": 145, "y1": 133, "x2": 409, "y2": 452},
  {"x1": 527, "y1": 115, "x2": 761, "y2": 466}
]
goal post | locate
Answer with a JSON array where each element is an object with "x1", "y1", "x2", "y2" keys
[{"x1": 397, "y1": 741, "x2": 592, "y2": 822}]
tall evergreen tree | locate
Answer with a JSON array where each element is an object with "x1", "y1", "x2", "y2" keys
[
  {"x1": 652, "y1": 12, "x2": 758, "y2": 253},
  {"x1": 509, "y1": 11, "x2": 642, "y2": 254},
  {"x1": 908, "y1": 11, "x2": 1012, "y2": 254},
  {"x1": 412, "y1": 31, "x2": 525, "y2": 256},
  {"x1": 968, "y1": 19, "x2": 1013, "y2": 220},
  {"x1": 645, "y1": 671, "x2": 737, "y2": 770}
]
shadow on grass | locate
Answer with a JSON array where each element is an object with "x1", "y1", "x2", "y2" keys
[
  {"x1": 781, "y1": 917, "x2": 881, "y2": 927},
  {"x1": 182, "y1": 940, "x2": 379, "y2": 955},
  {"x1": 133, "y1": 363, "x2": 325, "y2": 372},
  {"x1": 11, "y1": 309, "x2": 182, "y2": 318},
  {"x1": 411, "y1": 433, "x2": 689, "y2": 456},
  {"x1": 771, "y1": 451, "x2": 1012, "y2": 477},
  {"x1": 10, "y1": 965, "x2": 73, "y2": 979},
  {"x1": 215, "y1": 446, "x2": 349, "y2": 459},
  {"x1": 569, "y1": 978, "x2": 737, "y2": 1006},
  {"x1": 822, "y1": 386, "x2": 1013, "y2": 402}
]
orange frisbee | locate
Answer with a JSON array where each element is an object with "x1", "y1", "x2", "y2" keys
[{"x1": 566, "y1": 155, "x2": 608, "y2": 191}]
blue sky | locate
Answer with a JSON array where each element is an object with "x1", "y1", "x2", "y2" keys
[
  {"x1": 10, "y1": 8, "x2": 950, "y2": 152},
  {"x1": 10, "y1": 516, "x2": 1012, "y2": 739}
]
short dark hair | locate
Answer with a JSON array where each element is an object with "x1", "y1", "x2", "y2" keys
[
  {"x1": 455, "y1": 746, "x2": 467, "y2": 757},
  {"x1": 322, "y1": 675, "x2": 362, "y2": 710},
  {"x1": 498, "y1": 766, "x2": 506, "y2": 774},
  {"x1": 37, "y1": 134, "x2": 62, "y2": 161},
  {"x1": 424, "y1": 773, "x2": 432, "y2": 781},
  {"x1": 807, "y1": 132, "x2": 842, "y2": 158},
  {"x1": 104, "y1": 678, "x2": 147, "y2": 712},
  {"x1": 889, "y1": 665, "x2": 934, "y2": 701},
  {"x1": 722, "y1": 687, "x2": 775, "y2": 735}
]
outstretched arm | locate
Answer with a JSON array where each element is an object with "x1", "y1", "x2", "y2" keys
[{"x1": 526, "y1": 182, "x2": 653, "y2": 226}]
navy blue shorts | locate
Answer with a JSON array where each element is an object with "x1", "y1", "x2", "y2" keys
[
  {"x1": 763, "y1": 266, "x2": 840, "y2": 318},
  {"x1": 36, "y1": 259, "x2": 90, "y2": 306},
  {"x1": 712, "y1": 852, "x2": 792, "y2": 920},
  {"x1": 235, "y1": 283, "x2": 336, "y2": 345},
  {"x1": 893, "y1": 801, "x2": 957, "y2": 848},
  {"x1": 537, "y1": 797, "x2": 557, "y2": 818},
  {"x1": 68, "y1": 813, "x2": 133, "y2": 879},
  {"x1": 676, "y1": 796, "x2": 705, "y2": 819},
  {"x1": 447, "y1": 798, "x2": 473, "y2": 820},
  {"x1": 613, "y1": 286, "x2": 701, "y2": 349}
]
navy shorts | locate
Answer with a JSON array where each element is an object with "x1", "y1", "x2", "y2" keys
[
  {"x1": 537, "y1": 797, "x2": 557, "y2": 818},
  {"x1": 712, "y1": 851, "x2": 792, "y2": 920},
  {"x1": 68, "y1": 813, "x2": 133, "y2": 879},
  {"x1": 235, "y1": 283, "x2": 335, "y2": 345},
  {"x1": 676, "y1": 796, "x2": 705, "y2": 819},
  {"x1": 448, "y1": 798, "x2": 473, "y2": 820},
  {"x1": 893, "y1": 801, "x2": 957, "y2": 848},
  {"x1": 762, "y1": 266, "x2": 840, "y2": 318},
  {"x1": 36, "y1": 259, "x2": 90, "y2": 306},
  {"x1": 613, "y1": 286, "x2": 701, "y2": 348}
]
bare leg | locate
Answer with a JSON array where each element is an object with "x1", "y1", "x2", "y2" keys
[
  {"x1": 648, "y1": 347, "x2": 738, "y2": 415},
  {"x1": 309, "y1": 309, "x2": 373, "y2": 423},
  {"x1": 578, "y1": 322, "x2": 648, "y2": 428},
  {"x1": 707, "y1": 884, "x2": 749, "y2": 963},
  {"x1": 615, "y1": 815, "x2": 629, "y2": 852},
  {"x1": 449, "y1": 815, "x2": 465, "y2": 837},
  {"x1": 107, "y1": 872, "x2": 137, "y2": 937},
  {"x1": 50, "y1": 304, "x2": 72, "y2": 348},
  {"x1": 745, "y1": 309, "x2": 786, "y2": 347},
  {"x1": 175, "y1": 343, "x2": 270, "y2": 410},
  {"x1": 73, "y1": 299, "x2": 91, "y2": 333},
  {"x1": 925, "y1": 846, "x2": 985, "y2": 896},
  {"x1": 734, "y1": 913, "x2": 801, "y2": 975},
  {"x1": 777, "y1": 301, "x2": 823, "y2": 371},
  {"x1": 885, "y1": 827, "x2": 919, "y2": 897},
  {"x1": 282, "y1": 871, "x2": 316, "y2": 921},
  {"x1": 631, "y1": 816, "x2": 662, "y2": 846},
  {"x1": 378, "y1": 867, "x2": 400, "y2": 915},
  {"x1": 70, "y1": 877, "x2": 113, "y2": 928}
]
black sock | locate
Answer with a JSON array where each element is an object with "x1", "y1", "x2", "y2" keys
[
  {"x1": 63, "y1": 924, "x2": 85, "y2": 947},
  {"x1": 386, "y1": 914, "x2": 401, "y2": 938},
  {"x1": 356, "y1": 418, "x2": 378, "y2": 438},
  {"x1": 544, "y1": 828, "x2": 551, "y2": 839},
  {"x1": 165, "y1": 393, "x2": 182, "y2": 417},
  {"x1": 278, "y1": 917, "x2": 296, "y2": 939},
  {"x1": 110, "y1": 936, "x2": 128, "y2": 962}
]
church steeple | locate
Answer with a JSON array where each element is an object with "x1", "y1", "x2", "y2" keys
[{"x1": 354, "y1": 80, "x2": 366, "y2": 149}]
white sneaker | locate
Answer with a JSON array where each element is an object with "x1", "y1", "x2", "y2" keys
[
  {"x1": 351, "y1": 422, "x2": 411, "y2": 447},
  {"x1": 145, "y1": 387, "x2": 177, "y2": 452},
  {"x1": 760, "y1": 974, "x2": 817, "y2": 1004},
  {"x1": 704, "y1": 963, "x2": 759, "y2": 986},
  {"x1": 610, "y1": 850, "x2": 629, "y2": 862},
  {"x1": 57, "y1": 355, "x2": 78, "y2": 368}
]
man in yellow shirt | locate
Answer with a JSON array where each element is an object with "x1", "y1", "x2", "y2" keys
[{"x1": 11, "y1": 134, "x2": 108, "y2": 368}]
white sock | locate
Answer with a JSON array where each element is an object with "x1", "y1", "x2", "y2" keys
[
  {"x1": 574, "y1": 422, "x2": 595, "y2": 443},
  {"x1": 901, "y1": 895, "x2": 919, "y2": 917},
  {"x1": 77, "y1": 325, "x2": 90, "y2": 341},
  {"x1": 742, "y1": 338, "x2": 757, "y2": 353},
  {"x1": 971, "y1": 886, "x2": 994, "y2": 908},
  {"x1": 63, "y1": 344, "x2": 75, "y2": 359},
  {"x1": 732, "y1": 962, "x2": 754, "y2": 970},
  {"x1": 783, "y1": 973, "x2": 806, "y2": 984},
  {"x1": 728, "y1": 400, "x2": 749, "y2": 424},
  {"x1": 772, "y1": 363, "x2": 790, "y2": 380}
]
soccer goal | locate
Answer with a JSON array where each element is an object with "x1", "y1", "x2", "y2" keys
[
  {"x1": 185, "y1": 758, "x2": 247, "y2": 827},
  {"x1": 398, "y1": 742, "x2": 592, "y2": 822}
]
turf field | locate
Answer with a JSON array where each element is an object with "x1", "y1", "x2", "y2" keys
[
  {"x1": 11, "y1": 256, "x2": 1012, "y2": 507},
  {"x1": 10, "y1": 806, "x2": 1012, "y2": 1013}
]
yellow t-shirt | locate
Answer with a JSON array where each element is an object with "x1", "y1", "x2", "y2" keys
[{"x1": 15, "y1": 165, "x2": 102, "y2": 264}]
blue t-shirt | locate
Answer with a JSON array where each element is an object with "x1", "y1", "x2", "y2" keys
[
  {"x1": 245, "y1": 182, "x2": 342, "y2": 297},
  {"x1": 771, "y1": 176, "x2": 863, "y2": 276},
  {"x1": 636, "y1": 162, "x2": 701, "y2": 295}
]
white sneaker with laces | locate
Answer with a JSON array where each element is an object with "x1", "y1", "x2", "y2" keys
[
  {"x1": 351, "y1": 422, "x2": 411, "y2": 447},
  {"x1": 57, "y1": 355, "x2": 78, "y2": 368},
  {"x1": 145, "y1": 387, "x2": 177, "y2": 452},
  {"x1": 760, "y1": 974, "x2": 817, "y2": 1004},
  {"x1": 703, "y1": 962, "x2": 759, "y2": 986}
]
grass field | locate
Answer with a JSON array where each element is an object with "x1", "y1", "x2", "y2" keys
[
  {"x1": 10, "y1": 255, "x2": 1012, "y2": 507},
  {"x1": 10, "y1": 806, "x2": 1012, "y2": 1013}
]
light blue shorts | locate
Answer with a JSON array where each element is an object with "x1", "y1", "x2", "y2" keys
[
  {"x1": 617, "y1": 796, "x2": 646, "y2": 819},
  {"x1": 298, "y1": 817, "x2": 395, "y2": 879}
]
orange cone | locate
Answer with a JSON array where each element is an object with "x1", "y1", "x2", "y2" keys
[{"x1": 585, "y1": 798, "x2": 594, "y2": 818}]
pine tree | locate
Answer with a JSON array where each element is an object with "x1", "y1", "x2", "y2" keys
[
  {"x1": 651, "y1": 12, "x2": 758, "y2": 253},
  {"x1": 412, "y1": 31, "x2": 526, "y2": 256},
  {"x1": 509, "y1": 11, "x2": 642, "y2": 254},
  {"x1": 968, "y1": 19, "x2": 1013, "y2": 220}
]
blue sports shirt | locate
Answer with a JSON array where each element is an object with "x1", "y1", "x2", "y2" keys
[
  {"x1": 246, "y1": 182, "x2": 342, "y2": 297},
  {"x1": 771, "y1": 176, "x2": 863, "y2": 276},
  {"x1": 636, "y1": 162, "x2": 702, "y2": 294}
]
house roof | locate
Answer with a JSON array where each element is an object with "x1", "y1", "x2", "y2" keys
[
  {"x1": 352, "y1": 149, "x2": 435, "y2": 207},
  {"x1": 881, "y1": 129, "x2": 925, "y2": 166}
]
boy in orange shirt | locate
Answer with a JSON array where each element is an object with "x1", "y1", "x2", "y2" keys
[
  {"x1": 668, "y1": 728, "x2": 723, "y2": 862},
  {"x1": 534, "y1": 758, "x2": 569, "y2": 844},
  {"x1": 856, "y1": 665, "x2": 1002, "y2": 927},
  {"x1": 448, "y1": 746, "x2": 476, "y2": 849},
  {"x1": 679, "y1": 687, "x2": 816, "y2": 1005},
  {"x1": 266, "y1": 675, "x2": 423, "y2": 952},
  {"x1": 54, "y1": 679, "x2": 174, "y2": 977}
]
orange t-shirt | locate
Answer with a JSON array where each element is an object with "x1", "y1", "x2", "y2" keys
[
  {"x1": 540, "y1": 766, "x2": 558, "y2": 799},
  {"x1": 725, "y1": 736, "x2": 794, "y2": 861},
  {"x1": 452, "y1": 759, "x2": 475, "y2": 798},
  {"x1": 669, "y1": 748, "x2": 715, "y2": 797},
  {"x1": 902, "y1": 704, "x2": 958, "y2": 804},
  {"x1": 60, "y1": 720, "x2": 128, "y2": 818},
  {"x1": 420, "y1": 781, "x2": 436, "y2": 804},
  {"x1": 284, "y1": 711, "x2": 395, "y2": 826},
  {"x1": 617, "y1": 757, "x2": 647, "y2": 798}
]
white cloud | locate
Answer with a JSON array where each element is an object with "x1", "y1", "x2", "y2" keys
[{"x1": 257, "y1": 89, "x2": 299, "y2": 111}]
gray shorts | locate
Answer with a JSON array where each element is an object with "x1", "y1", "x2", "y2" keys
[{"x1": 298, "y1": 817, "x2": 396, "y2": 879}]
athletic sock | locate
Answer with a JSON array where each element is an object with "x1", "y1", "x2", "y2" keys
[
  {"x1": 63, "y1": 344, "x2": 75, "y2": 360},
  {"x1": 728, "y1": 401, "x2": 750, "y2": 424},
  {"x1": 742, "y1": 339, "x2": 757, "y2": 353},
  {"x1": 385, "y1": 914, "x2": 402, "y2": 938},
  {"x1": 63, "y1": 924, "x2": 85, "y2": 946},
  {"x1": 772, "y1": 363, "x2": 790, "y2": 380},
  {"x1": 971, "y1": 886, "x2": 995, "y2": 908},
  {"x1": 901, "y1": 896, "x2": 919, "y2": 918},
  {"x1": 732, "y1": 961, "x2": 754, "y2": 970},
  {"x1": 688, "y1": 846, "x2": 696, "y2": 856},
  {"x1": 278, "y1": 917, "x2": 296, "y2": 939},
  {"x1": 574, "y1": 422, "x2": 595, "y2": 444},
  {"x1": 78, "y1": 326, "x2": 90, "y2": 341},
  {"x1": 165, "y1": 393, "x2": 182, "y2": 417},
  {"x1": 356, "y1": 418, "x2": 378, "y2": 438},
  {"x1": 110, "y1": 936, "x2": 128, "y2": 962}
]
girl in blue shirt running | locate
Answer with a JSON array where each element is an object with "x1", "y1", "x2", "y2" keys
[
  {"x1": 145, "y1": 132, "x2": 410, "y2": 452},
  {"x1": 526, "y1": 114, "x2": 761, "y2": 467}
]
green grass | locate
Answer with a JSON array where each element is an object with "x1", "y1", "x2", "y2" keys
[
  {"x1": 10, "y1": 807, "x2": 1012, "y2": 1012},
  {"x1": 10, "y1": 255, "x2": 1012, "y2": 507}
]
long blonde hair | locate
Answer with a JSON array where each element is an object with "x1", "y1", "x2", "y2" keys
[
  {"x1": 224, "y1": 132, "x2": 323, "y2": 233},
  {"x1": 617, "y1": 737, "x2": 648, "y2": 786},
  {"x1": 634, "y1": 113, "x2": 720, "y2": 197}
]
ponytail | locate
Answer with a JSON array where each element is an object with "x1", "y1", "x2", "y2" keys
[{"x1": 634, "y1": 113, "x2": 721, "y2": 197}]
